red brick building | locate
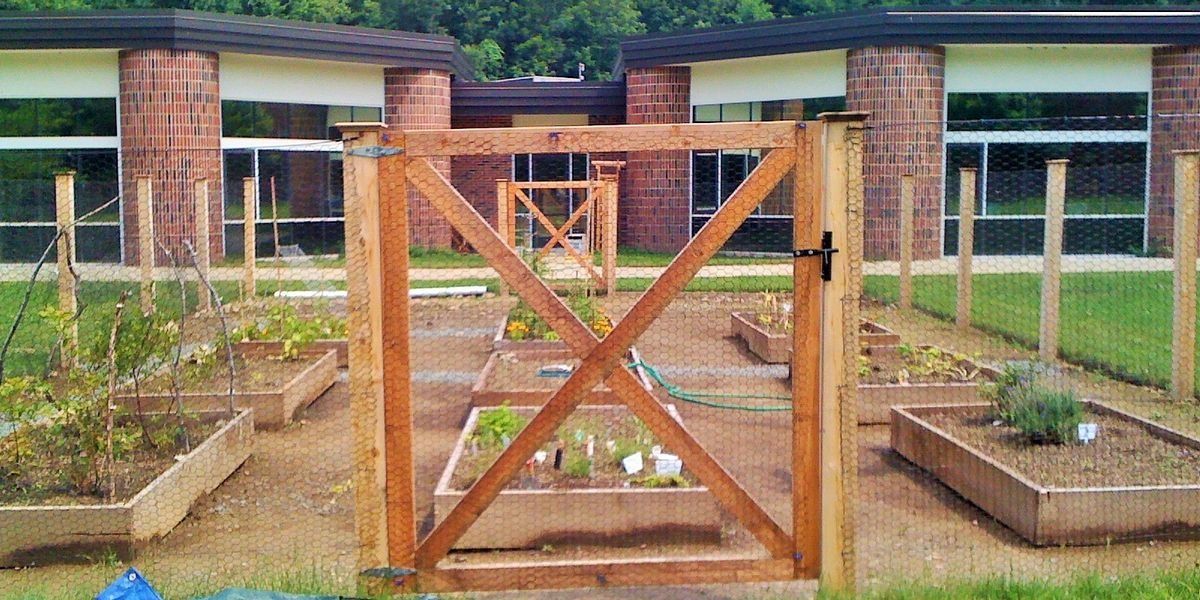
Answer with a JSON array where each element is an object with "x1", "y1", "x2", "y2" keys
[{"x1": 1, "y1": 8, "x2": 1198, "y2": 261}]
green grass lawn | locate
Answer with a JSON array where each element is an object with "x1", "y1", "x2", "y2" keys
[
  {"x1": 947, "y1": 195, "x2": 1144, "y2": 217},
  {"x1": 820, "y1": 569, "x2": 1200, "y2": 600},
  {"x1": 866, "y1": 271, "x2": 1189, "y2": 390}
]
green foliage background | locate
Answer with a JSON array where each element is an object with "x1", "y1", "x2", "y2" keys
[{"x1": 4, "y1": 0, "x2": 1187, "y2": 81}]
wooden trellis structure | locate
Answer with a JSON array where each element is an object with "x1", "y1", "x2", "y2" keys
[
  {"x1": 496, "y1": 165, "x2": 620, "y2": 294},
  {"x1": 340, "y1": 116, "x2": 865, "y2": 594}
]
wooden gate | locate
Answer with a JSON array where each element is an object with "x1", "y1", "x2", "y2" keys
[{"x1": 340, "y1": 115, "x2": 865, "y2": 594}]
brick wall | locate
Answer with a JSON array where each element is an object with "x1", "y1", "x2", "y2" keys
[
  {"x1": 451, "y1": 114, "x2": 512, "y2": 230},
  {"x1": 847, "y1": 45, "x2": 945, "y2": 260},
  {"x1": 385, "y1": 67, "x2": 453, "y2": 248},
  {"x1": 1150, "y1": 46, "x2": 1200, "y2": 252},
  {"x1": 119, "y1": 48, "x2": 223, "y2": 265},
  {"x1": 625, "y1": 66, "x2": 691, "y2": 252}
]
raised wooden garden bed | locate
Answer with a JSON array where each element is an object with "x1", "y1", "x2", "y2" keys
[
  {"x1": 493, "y1": 315, "x2": 567, "y2": 352},
  {"x1": 0, "y1": 409, "x2": 253, "y2": 565},
  {"x1": 730, "y1": 312, "x2": 790, "y2": 364},
  {"x1": 857, "y1": 345, "x2": 998, "y2": 425},
  {"x1": 892, "y1": 401, "x2": 1200, "y2": 546},
  {"x1": 471, "y1": 348, "x2": 653, "y2": 407},
  {"x1": 232, "y1": 339, "x2": 348, "y2": 367},
  {"x1": 860, "y1": 319, "x2": 900, "y2": 348},
  {"x1": 434, "y1": 405, "x2": 721, "y2": 550},
  {"x1": 115, "y1": 347, "x2": 337, "y2": 429}
]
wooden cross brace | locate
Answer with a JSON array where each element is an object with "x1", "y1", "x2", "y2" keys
[{"x1": 405, "y1": 145, "x2": 799, "y2": 569}]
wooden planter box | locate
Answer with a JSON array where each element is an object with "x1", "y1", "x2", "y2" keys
[
  {"x1": 731, "y1": 312, "x2": 790, "y2": 364},
  {"x1": 857, "y1": 345, "x2": 999, "y2": 425},
  {"x1": 433, "y1": 406, "x2": 721, "y2": 550},
  {"x1": 115, "y1": 348, "x2": 337, "y2": 430},
  {"x1": 860, "y1": 319, "x2": 901, "y2": 348},
  {"x1": 471, "y1": 348, "x2": 653, "y2": 407},
  {"x1": 891, "y1": 402, "x2": 1200, "y2": 546},
  {"x1": 232, "y1": 339, "x2": 348, "y2": 367},
  {"x1": 0, "y1": 409, "x2": 254, "y2": 566}
]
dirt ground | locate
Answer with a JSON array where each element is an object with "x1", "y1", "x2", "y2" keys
[{"x1": 6, "y1": 292, "x2": 1200, "y2": 596}]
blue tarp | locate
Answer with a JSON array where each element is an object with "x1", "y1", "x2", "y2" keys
[{"x1": 96, "y1": 568, "x2": 163, "y2": 600}]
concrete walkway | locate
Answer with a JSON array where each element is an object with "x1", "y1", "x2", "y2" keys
[{"x1": 0, "y1": 255, "x2": 1178, "y2": 283}]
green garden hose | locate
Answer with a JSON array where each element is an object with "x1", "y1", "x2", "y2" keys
[{"x1": 627, "y1": 360, "x2": 792, "y2": 412}]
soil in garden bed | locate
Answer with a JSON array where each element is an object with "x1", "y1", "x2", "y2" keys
[
  {"x1": 861, "y1": 346, "x2": 982, "y2": 385},
  {"x1": 0, "y1": 415, "x2": 218, "y2": 506},
  {"x1": 139, "y1": 352, "x2": 319, "y2": 394},
  {"x1": 923, "y1": 408, "x2": 1200, "y2": 488},
  {"x1": 488, "y1": 352, "x2": 586, "y2": 392},
  {"x1": 450, "y1": 409, "x2": 699, "y2": 492}
]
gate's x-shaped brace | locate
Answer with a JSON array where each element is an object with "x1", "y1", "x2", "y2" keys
[
  {"x1": 510, "y1": 182, "x2": 606, "y2": 286},
  {"x1": 402, "y1": 146, "x2": 799, "y2": 568}
]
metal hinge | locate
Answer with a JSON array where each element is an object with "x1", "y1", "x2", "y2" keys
[
  {"x1": 347, "y1": 146, "x2": 404, "y2": 158},
  {"x1": 793, "y1": 231, "x2": 839, "y2": 282}
]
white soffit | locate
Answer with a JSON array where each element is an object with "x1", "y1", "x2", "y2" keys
[
  {"x1": 689, "y1": 50, "x2": 847, "y2": 106},
  {"x1": 0, "y1": 50, "x2": 118, "y2": 98},
  {"x1": 945, "y1": 45, "x2": 1152, "y2": 94},
  {"x1": 220, "y1": 53, "x2": 385, "y2": 106}
]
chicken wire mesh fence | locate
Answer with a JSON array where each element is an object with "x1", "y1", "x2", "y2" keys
[
  {"x1": 852, "y1": 114, "x2": 1200, "y2": 589},
  {"x1": 0, "y1": 147, "x2": 357, "y2": 597}
]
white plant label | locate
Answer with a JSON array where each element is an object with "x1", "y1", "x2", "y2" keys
[
  {"x1": 655, "y1": 454, "x2": 682, "y2": 475},
  {"x1": 622, "y1": 452, "x2": 644, "y2": 475},
  {"x1": 1078, "y1": 423, "x2": 1098, "y2": 444},
  {"x1": 533, "y1": 450, "x2": 548, "y2": 464}
]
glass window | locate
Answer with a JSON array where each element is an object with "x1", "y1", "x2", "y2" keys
[
  {"x1": 0, "y1": 98, "x2": 117, "y2": 137},
  {"x1": 945, "y1": 144, "x2": 985, "y2": 216},
  {"x1": 222, "y1": 101, "x2": 382, "y2": 140},
  {"x1": 947, "y1": 93, "x2": 1148, "y2": 131},
  {"x1": 693, "y1": 105, "x2": 721, "y2": 123},
  {"x1": 986, "y1": 142, "x2": 1146, "y2": 216},
  {"x1": 692, "y1": 151, "x2": 719, "y2": 214}
]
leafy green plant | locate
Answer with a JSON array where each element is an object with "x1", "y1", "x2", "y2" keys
[
  {"x1": 896, "y1": 344, "x2": 979, "y2": 383},
  {"x1": 474, "y1": 403, "x2": 526, "y2": 448},
  {"x1": 985, "y1": 362, "x2": 1083, "y2": 445},
  {"x1": 233, "y1": 303, "x2": 347, "y2": 360},
  {"x1": 506, "y1": 291, "x2": 613, "y2": 341},
  {"x1": 634, "y1": 473, "x2": 689, "y2": 488},
  {"x1": 563, "y1": 454, "x2": 591, "y2": 478}
]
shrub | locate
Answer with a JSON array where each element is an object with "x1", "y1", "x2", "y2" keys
[
  {"x1": 985, "y1": 362, "x2": 1083, "y2": 445},
  {"x1": 564, "y1": 454, "x2": 591, "y2": 478}
]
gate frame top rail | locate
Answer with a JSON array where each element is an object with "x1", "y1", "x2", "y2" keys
[
  {"x1": 340, "y1": 113, "x2": 867, "y2": 595},
  {"x1": 395, "y1": 121, "x2": 798, "y2": 156}
]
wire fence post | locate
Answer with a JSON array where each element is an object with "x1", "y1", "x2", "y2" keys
[
  {"x1": 242, "y1": 176, "x2": 257, "y2": 300},
  {"x1": 1039, "y1": 159, "x2": 1068, "y2": 362},
  {"x1": 898, "y1": 174, "x2": 914, "y2": 310},
  {"x1": 54, "y1": 170, "x2": 78, "y2": 362},
  {"x1": 340, "y1": 123, "x2": 389, "y2": 572},
  {"x1": 1172, "y1": 150, "x2": 1200, "y2": 400},
  {"x1": 137, "y1": 175, "x2": 155, "y2": 313},
  {"x1": 956, "y1": 168, "x2": 977, "y2": 330},
  {"x1": 194, "y1": 178, "x2": 212, "y2": 311}
]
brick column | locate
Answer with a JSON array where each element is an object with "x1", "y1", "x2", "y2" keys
[
  {"x1": 847, "y1": 46, "x2": 945, "y2": 260},
  {"x1": 386, "y1": 67, "x2": 452, "y2": 248},
  {"x1": 625, "y1": 66, "x2": 691, "y2": 252},
  {"x1": 1150, "y1": 46, "x2": 1200, "y2": 252},
  {"x1": 119, "y1": 48, "x2": 223, "y2": 265}
]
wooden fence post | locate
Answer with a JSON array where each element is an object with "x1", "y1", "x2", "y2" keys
[
  {"x1": 1172, "y1": 150, "x2": 1200, "y2": 400},
  {"x1": 603, "y1": 179, "x2": 618, "y2": 295},
  {"x1": 496, "y1": 179, "x2": 510, "y2": 296},
  {"x1": 136, "y1": 175, "x2": 155, "y2": 313},
  {"x1": 956, "y1": 168, "x2": 977, "y2": 330},
  {"x1": 243, "y1": 177, "x2": 257, "y2": 300},
  {"x1": 194, "y1": 178, "x2": 212, "y2": 311},
  {"x1": 341, "y1": 123, "x2": 389, "y2": 570},
  {"x1": 818, "y1": 112, "x2": 867, "y2": 593},
  {"x1": 54, "y1": 171, "x2": 78, "y2": 361},
  {"x1": 898, "y1": 175, "x2": 914, "y2": 310},
  {"x1": 1039, "y1": 159, "x2": 1068, "y2": 362}
]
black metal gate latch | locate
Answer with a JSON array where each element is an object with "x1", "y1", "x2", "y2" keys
[{"x1": 793, "y1": 231, "x2": 839, "y2": 282}]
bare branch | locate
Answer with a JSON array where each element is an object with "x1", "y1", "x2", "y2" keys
[{"x1": 183, "y1": 240, "x2": 237, "y2": 418}]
